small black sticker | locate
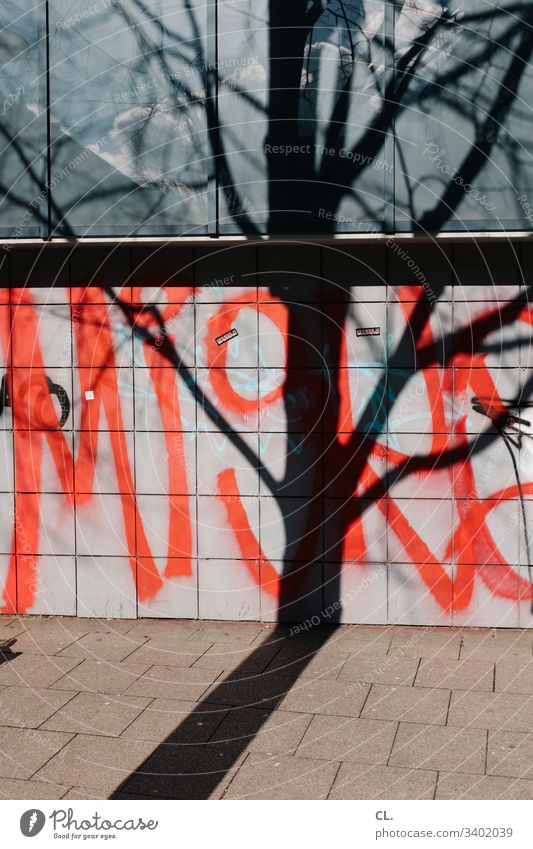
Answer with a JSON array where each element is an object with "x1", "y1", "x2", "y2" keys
[
  {"x1": 215, "y1": 328, "x2": 239, "y2": 345},
  {"x1": 356, "y1": 326, "x2": 380, "y2": 337}
]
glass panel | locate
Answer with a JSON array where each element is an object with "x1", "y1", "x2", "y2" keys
[
  {"x1": 48, "y1": 0, "x2": 208, "y2": 235},
  {"x1": 394, "y1": 0, "x2": 533, "y2": 229},
  {"x1": 0, "y1": 1, "x2": 46, "y2": 235},
  {"x1": 218, "y1": 0, "x2": 387, "y2": 233}
]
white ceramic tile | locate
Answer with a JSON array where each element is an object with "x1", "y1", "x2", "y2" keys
[
  {"x1": 137, "y1": 559, "x2": 198, "y2": 619},
  {"x1": 199, "y1": 559, "x2": 260, "y2": 620},
  {"x1": 136, "y1": 494, "x2": 197, "y2": 559},
  {"x1": 323, "y1": 562, "x2": 388, "y2": 624},
  {"x1": 197, "y1": 495, "x2": 259, "y2": 560},
  {"x1": 388, "y1": 564, "x2": 452, "y2": 626},
  {"x1": 135, "y1": 431, "x2": 196, "y2": 495},
  {"x1": 77, "y1": 556, "x2": 137, "y2": 618},
  {"x1": 197, "y1": 431, "x2": 258, "y2": 496},
  {"x1": 76, "y1": 494, "x2": 131, "y2": 557},
  {"x1": 20, "y1": 555, "x2": 76, "y2": 616}
]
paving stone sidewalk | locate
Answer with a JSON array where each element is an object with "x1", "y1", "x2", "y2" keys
[{"x1": 0, "y1": 616, "x2": 532, "y2": 800}]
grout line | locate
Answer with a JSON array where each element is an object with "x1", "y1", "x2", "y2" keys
[
  {"x1": 325, "y1": 760, "x2": 343, "y2": 800},
  {"x1": 444, "y1": 689, "x2": 453, "y2": 725},
  {"x1": 385, "y1": 720, "x2": 401, "y2": 767}
]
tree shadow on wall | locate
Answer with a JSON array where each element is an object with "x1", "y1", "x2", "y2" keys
[
  {"x1": 2, "y1": 0, "x2": 532, "y2": 799},
  {"x1": 104, "y1": 0, "x2": 533, "y2": 800}
]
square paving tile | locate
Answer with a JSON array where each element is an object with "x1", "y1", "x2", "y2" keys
[
  {"x1": 362, "y1": 684, "x2": 450, "y2": 725},
  {"x1": 388, "y1": 631, "x2": 461, "y2": 660},
  {"x1": 448, "y1": 690, "x2": 533, "y2": 733},
  {"x1": 40, "y1": 693, "x2": 151, "y2": 736},
  {"x1": 280, "y1": 678, "x2": 370, "y2": 716},
  {"x1": 0, "y1": 686, "x2": 75, "y2": 728},
  {"x1": 495, "y1": 659, "x2": 533, "y2": 695},
  {"x1": 389, "y1": 723, "x2": 486, "y2": 774},
  {"x1": 265, "y1": 648, "x2": 349, "y2": 680},
  {"x1": 202, "y1": 672, "x2": 294, "y2": 708},
  {"x1": 51, "y1": 659, "x2": 152, "y2": 695},
  {"x1": 121, "y1": 699, "x2": 229, "y2": 744},
  {"x1": 125, "y1": 622, "x2": 200, "y2": 641},
  {"x1": 0, "y1": 777, "x2": 69, "y2": 799},
  {"x1": 487, "y1": 730, "x2": 533, "y2": 779},
  {"x1": 339, "y1": 652, "x2": 419, "y2": 686},
  {"x1": 436, "y1": 771, "x2": 533, "y2": 799},
  {"x1": 57, "y1": 633, "x2": 149, "y2": 662},
  {"x1": 297, "y1": 715, "x2": 397, "y2": 765},
  {"x1": 0, "y1": 727, "x2": 73, "y2": 780},
  {"x1": 415, "y1": 658, "x2": 494, "y2": 691},
  {"x1": 460, "y1": 631, "x2": 533, "y2": 662},
  {"x1": 193, "y1": 643, "x2": 281, "y2": 674},
  {"x1": 223, "y1": 753, "x2": 339, "y2": 800},
  {"x1": 118, "y1": 741, "x2": 247, "y2": 799},
  {"x1": 329, "y1": 762, "x2": 437, "y2": 799},
  {"x1": 6, "y1": 623, "x2": 90, "y2": 655},
  {"x1": 327, "y1": 629, "x2": 393, "y2": 654},
  {"x1": 211, "y1": 708, "x2": 312, "y2": 754},
  {"x1": 125, "y1": 664, "x2": 220, "y2": 701},
  {"x1": 126, "y1": 641, "x2": 210, "y2": 668},
  {"x1": 0, "y1": 654, "x2": 81, "y2": 689},
  {"x1": 34, "y1": 734, "x2": 158, "y2": 795}
]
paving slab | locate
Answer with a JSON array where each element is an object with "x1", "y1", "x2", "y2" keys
[
  {"x1": 280, "y1": 677, "x2": 370, "y2": 716},
  {"x1": 192, "y1": 642, "x2": 280, "y2": 674},
  {"x1": 0, "y1": 654, "x2": 81, "y2": 689},
  {"x1": 120, "y1": 698, "x2": 229, "y2": 744},
  {"x1": 388, "y1": 631, "x2": 461, "y2": 660},
  {"x1": 125, "y1": 664, "x2": 220, "y2": 701},
  {"x1": 126, "y1": 641, "x2": 210, "y2": 668},
  {"x1": 118, "y1": 740, "x2": 247, "y2": 799},
  {"x1": 223, "y1": 753, "x2": 339, "y2": 800},
  {"x1": 57, "y1": 632, "x2": 149, "y2": 662},
  {"x1": 125, "y1": 621, "x2": 201, "y2": 641},
  {"x1": 51, "y1": 659, "x2": 152, "y2": 695},
  {"x1": 0, "y1": 727, "x2": 73, "y2": 780},
  {"x1": 40, "y1": 693, "x2": 151, "y2": 737},
  {"x1": 436, "y1": 771, "x2": 533, "y2": 800},
  {"x1": 329, "y1": 762, "x2": 437, "y2": 800},
  {"x1": 389, "y1": 723, "x2": 486, "y2": 774},
  {"x1": 495, "y1": 659, "x2": 533, "y2": 695},
  {"x1": 297, "y1": 714, "x2": 397, "y2": 765},
  {"x1": 6, "y1": 623, "x2": 90, "y2": 655},
  {"x1": 362, "y1": 684, "x2": 450, "y2": 725},
  {"x1": 202, "y1": 672, "x2": 295, "y2": 708},
  {"x1": 415, "y1": 658, "x2": 494, "y2": 692},
  {"x1": 265, "y1": 648, "x2": 349, "y2": 680},
  {"x1": 0, "y1": 686, "x2": 76, "y2": 728},
  {"x1": 33, "y1": 734, "x2": 159, "y2": 795},
  {"x1": 460, "y1": 631, "x2": 533, "y2": 662},
  {"x1": 487, "y1": 730, "x2": 533, "y2": 779},
  {"x1": 211, "y1": 707, "x2": 313, "y2": 754},
  {"x1": 0, "y1": 777, "x2": 69, "y2": 800},
  {"x1": 339, "y1": 652, "x2": 419, "y2": 686},
  {"x1": 448, "y1": 690, "x2": 533, "y2": 733}
]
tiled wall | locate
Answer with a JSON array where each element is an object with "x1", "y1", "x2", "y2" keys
[{"x1": 0, "y1": 241, "x2": 531, "y2": 625}]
